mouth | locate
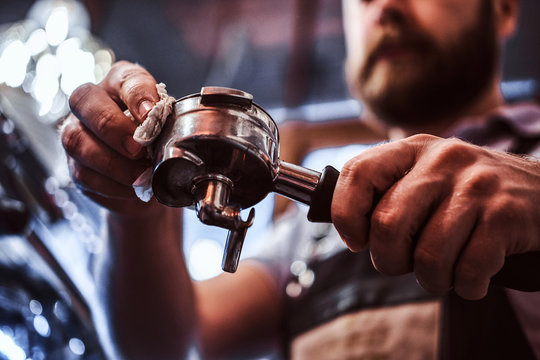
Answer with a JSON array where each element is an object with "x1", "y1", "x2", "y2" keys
[
  {"x1": 373, "y1": 43, "x2": 418, "y2": 62},
  {"x1": 361, "y1": 33, "x2": 433, "y2": 82}
]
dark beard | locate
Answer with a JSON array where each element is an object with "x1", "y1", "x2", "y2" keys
[{"x1": 359, "y1": 0, "x2": 498, "y2": 129}]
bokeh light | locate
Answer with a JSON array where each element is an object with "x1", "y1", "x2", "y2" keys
[
  {"x1": 0, "y1": 329, "x2": 26, "y2": 360},
  {"x1": 45, "y1": 6, "x2": 69, "y2": 46},
  {"x1": 188, "y1": 238, "x2": 224, "y2": 281},
  {"x1": 0, "y1": 40, "x2": 30, "y2": 87},
  {"x1": 0, "y1": 0, "x2": 114, "y2": 124}
]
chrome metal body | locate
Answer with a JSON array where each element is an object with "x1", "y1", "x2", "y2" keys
[{"x1": 151, "y1": 87, "x2": 327, "y2": 272}]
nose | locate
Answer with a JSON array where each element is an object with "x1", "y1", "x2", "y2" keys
[{"x1": 374, "y1": 0, "x2": 408, "y2": 27}]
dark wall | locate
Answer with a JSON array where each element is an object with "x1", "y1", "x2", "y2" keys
[
  {"x1": 1, "y1": 0, "x2": 539, "y2": 107},
  {"x1": 503, "y1": 0, "x2": 540, "y2": 82}
]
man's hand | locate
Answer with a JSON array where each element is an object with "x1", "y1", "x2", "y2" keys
[
  {"x1": 331, "y1": 134, "x2": 540, "y2": 300},
  {"x1": 61, "y1": 61, "x2": 162, "y2": 215}
]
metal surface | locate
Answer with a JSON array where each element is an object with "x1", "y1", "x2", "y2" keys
[
  {"x1": 151, "y1": 86, "x2": 333, "y2": 272},
  {"x1": 0, "y1": 108, "x2": 110, "y2": 358},
  {"x1": 275, "y1": 161, "x2": 321, "y2": 204},
  {"x1": 152, "y1": 87, "x2": 280, "y2": 209}
]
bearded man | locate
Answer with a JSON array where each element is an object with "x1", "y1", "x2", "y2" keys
[{"x1": 61, "y1": 0, "x2": 540, "y2": 358}]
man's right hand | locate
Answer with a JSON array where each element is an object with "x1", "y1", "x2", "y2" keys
[
  {"x1": 61, "y1": 61, "x2": 162, "y2": 215},
  {"x1": 331, "y1": 134, "x2": 540, "y2": 300}
]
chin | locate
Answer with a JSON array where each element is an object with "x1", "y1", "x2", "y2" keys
[{"x1": 360, "y1": 68, "x2": 421, "y2": 104}]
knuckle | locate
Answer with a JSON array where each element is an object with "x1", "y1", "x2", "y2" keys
[
  {"x1": 108, "y1": 60, "x2": 136, "y2": 79},
  {"x1": 461, "y1": 167, "x2": 501, "y2": 197},
  {"x1": 341, "y1": 155, "x2": 373, "y2": 184},
  {"x1": 115, "y1": 62, "x2": 151, "y2": 89},
  {"x1": 339, "y1": 158, "x2": 363, "y2": 193},
  {"x1": 95, "y1": 109, "x2": 116, "y2": 133},
  {"x1": 481, "y1": 196, "x2": 526, "y2": 250},
  {"x1": 118, "y1": 67, "x2": 143, "y2": 88},
  {"x1": 370, "y1": 208, "x2": 399, "y2": 239},
  {"x1": 484, "y1": 196, "x2": 512, "y2": 224},
  {"x1": 68, "y1": 83, "x2": 95, "y2": 113},
  {"x1": 340, "y1": 157, "x2": 358, "y2": 178},
  {"x1": 125, "y1": 83, "x2": 148, "y2": 103},
  {"x1": 107, "y1": 61, "x2": 152, "y2": 92},
  {"x1": 407, "y1": 133, "x2": 438, "y2": 145},
  {"x1": 430, "y1": 139, "x2": 477, "y2": 170}
]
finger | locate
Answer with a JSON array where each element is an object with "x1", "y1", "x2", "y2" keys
[
  {"x1": 452, "y1": 191, "x2": 527, "y2": 299},
  {"x1": 331, "y1": 135, "x2": 427, "y2": 251},
  {"x1": 62, "y1": 116, "x2": 150, "y2": 186},
  {"x1": 102, "y1": 61, "x2": 160, "y2": 124},
  {"x1": 69, "y1": 84, "x2": 144, "y2": 159},
  {"x1": 70, "y1": 158, "x2": 137, "y2": 199},
  {"x1": 453, "y1": 223, "x2": 506, "y2": 300},
  {"x1": 412, "y1": 194, "x2": 479, "y2": 294},
  {"x1": 368, "y1": 166, "x2": 449, "y2": 275}
]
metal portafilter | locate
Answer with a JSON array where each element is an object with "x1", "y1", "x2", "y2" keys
[
  {"x1": 150, "y1": 87, "x2": 540, "y2": 292},
  {"x1": 150, "y1": 87, "x2": 339, "y2": 273}
]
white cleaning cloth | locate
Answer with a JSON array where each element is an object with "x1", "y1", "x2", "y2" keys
[{"x1": 128, "y1": 83, "x2": 176, "y2": 202}]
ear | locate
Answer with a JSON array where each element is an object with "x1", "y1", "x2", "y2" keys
[{"x1": 493, "y1": 0, "x2": 519, "y2": 39}]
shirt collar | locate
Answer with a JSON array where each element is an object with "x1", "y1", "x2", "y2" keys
[{"x1": 443, "y1": 102, "x2": 540, "y2": 139}]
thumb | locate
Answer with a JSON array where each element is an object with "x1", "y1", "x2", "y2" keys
[
  {"x1": 102, "y1": 61, "x2": 160, "y2": 124},
  {"x1": 331, "y1": 134, "x2": 432, "y2": 251}
]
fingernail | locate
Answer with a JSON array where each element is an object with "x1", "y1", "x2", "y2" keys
[
  {"x1": 339, "y1": 233, "x2": 353, "y2": 247},
  {"x1": 124, "y1": 136, "x2": 142, "y2": 156},
  {"x1": 138, "y1": 100, "x2": 154, "y2": 118},
  {"x1": 340, "y1": 233, "x2": 365, "y2": 252}
]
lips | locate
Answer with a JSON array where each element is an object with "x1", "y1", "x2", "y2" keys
[
  {"x1": 373, "y1": 42, "x2": 418, "y2": 62},
  {"x1": 361, "y1": 30, "x2": 435, "y2": 82}
]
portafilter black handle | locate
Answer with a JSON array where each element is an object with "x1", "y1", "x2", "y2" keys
[
  {"x1": 306, "y1": 165, "x2": 340, "y2": 222},
  {"x1": 277, "y1": 163, "x2": 540, "y2": 292},
  {"x1": 274, "y1": 162, "x2": 340, "y2": 223}
]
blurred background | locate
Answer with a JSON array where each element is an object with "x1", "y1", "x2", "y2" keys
[{"x1": 0, "y1": 0, "x2": 539, "y2": 358}]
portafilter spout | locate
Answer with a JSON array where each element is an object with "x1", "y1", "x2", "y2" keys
[{"x1": 150, "y1": 87, "x2": 339, "y2": 273}]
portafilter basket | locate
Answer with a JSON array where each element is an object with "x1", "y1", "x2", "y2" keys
[{"x1": 151, "y1": 87, "x2": 339, "y2": 273}]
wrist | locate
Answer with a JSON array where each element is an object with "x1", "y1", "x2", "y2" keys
[
  {"x1": 107, "y1": 201, "x2": 183, "y2": 241},
  {"x1": 107, "y1": 198, "x2": 171, "y2": 221}
]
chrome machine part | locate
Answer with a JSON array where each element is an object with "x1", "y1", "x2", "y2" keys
[
  {"x1": 151, "y1": 86, "x2": 339, "y2": 273},
  {"x1": 151, "y1": 87, "x2": 281, "y2": 273},
  {"x1": 192, "y1": 175, "x2": 255, "y2": 272}
]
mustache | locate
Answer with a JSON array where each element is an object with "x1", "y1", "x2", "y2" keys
[{"x1": 362, "y1": 27, "x2": 436, "y2": 77}]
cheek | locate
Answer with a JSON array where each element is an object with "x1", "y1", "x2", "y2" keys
[
  {"x1": 346, "y1": 37, "x2": 367, "y2": 68},
  {"x1": 344, "y1": 38, "x2": 368, "y2": 91},
  {"x1": 343, "y1": 2, "x2": 370, "y2": 65},
  {"x1": 411, "y1": 0, "x2": 479, "y2": 46},
  {"x1": 344, "y1": 20, "x2": 369, "y2": 67}
]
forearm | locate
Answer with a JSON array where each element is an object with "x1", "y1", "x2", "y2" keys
[{"x1": 98, "y1": 205, "x2": 197, "y2": 359}]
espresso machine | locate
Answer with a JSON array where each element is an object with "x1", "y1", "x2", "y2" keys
[{"x1": 149, "y1": 86, "x2": 540, "y2": 292}]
